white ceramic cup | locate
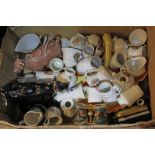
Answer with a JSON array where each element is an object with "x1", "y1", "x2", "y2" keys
[
  {"x1": 113, "y1": 36, "x2": 128, "y2": 53},
  {"x1": 48, "y1": 58, "x2": 64, "y2": 72},
  {"x1": 127, "y1": 46, "x2": 146, "y2": 59},
  {"x1": 76, "y1": 56, "x2": 102, "y2": 75},
  {"x1": 85, "y1": 66, "x2": 112, "y2": 87},
  {"x1": 97, "y1": 80, "x2": 121, "y2": 103},
  {"x1": 87, "y1": 34, "x2": 100, "y2": 47},
  {"x1": 70, "y1": 33, "x2": 86, "y2": 50},
  {"x1": 44, "y1": 106, "x2": 63, "y2": 125},
  {"x1": 62, "y1": 47, "x2": 82, "y2": 68},
  {"x1": 110, "y1": 51, "x2": 127, "y2": 70},
  {"x1": 85, "y1": 86, "x2": 102, "y2": 103}
]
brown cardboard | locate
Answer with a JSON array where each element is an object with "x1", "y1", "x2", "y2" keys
[
  {"x1": 147, "y1": 27, "x2": 155, "y2": 119},
  {"x1": 0, "y1": 26, "x2": 154, "y2": 128}
]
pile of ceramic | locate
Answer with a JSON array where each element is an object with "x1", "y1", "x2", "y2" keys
[{"x1": 11, "y1": 28, "x2": 151, "y2": 126}]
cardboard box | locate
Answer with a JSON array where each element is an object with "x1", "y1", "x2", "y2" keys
[{"x1": 0, "y1": 26, "x2": 155, "y2": 128}]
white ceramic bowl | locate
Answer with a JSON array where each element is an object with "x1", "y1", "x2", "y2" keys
[{"x1": 129, "y1": 29, "x2": 147, "y2": 46}]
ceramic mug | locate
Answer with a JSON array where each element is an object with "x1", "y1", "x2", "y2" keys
[
  {"x1": 60, "y1": 98, "x2": 76, "y2": 118},
  {"x1": 97, "y1": 80, "x2": 121, "y2": 103},
  {"x1": 117, "y1": 85, "x2": 144, "y2": 107},
  {"x1": 56, "y1": 68, "x2": 77, "y2": 88},
  {"x1": 85, "y1": 66, "x2": 112, "y2": 87},
  {"x1": 129, "y1": 29, "x2": 147, "y2": 46},
  {"x1": 87, "y1": 34, "x2": 100, "y2": 47},
  {"x1": 76, "y1": 56, "x2": 102, "y2": 75},
  {"x1": 113, "y1": 36, "x2": 128, "y2": 53},
  {"x1": 110, "y1": 51, "x2": 127, "y2": 70},
  {"x1": 70, "y1": 33, "x2": 86, "y2": 50},
  {"x1": 83, "y1": 44, "x2": 94, "y2": 57},
  {"x1": 62, "y1": 47, "x2": 82, "y2": 68},
  {"x1": 84, "y1": 86, "x2": 102, "y2": 103},
  {"x1": 48, "y1": 58, "x2": 64, "y2": 72},
  {"x1": 127, "y1": 46, "x2": 146, "y2": 59},
  {"x1": 44, "y1": 106, "x2": 63, "y2": 125},
  {"x1": 24, "y1": 104, "x2": 46, "y2": 126}
]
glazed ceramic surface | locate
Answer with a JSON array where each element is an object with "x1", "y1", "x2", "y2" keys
[
  {"x1": 15, "y1": 33, "x2": 40, "y2": 53},
  {"x1": 129, "y1": 29, "x2": 147, "y2": 46}
]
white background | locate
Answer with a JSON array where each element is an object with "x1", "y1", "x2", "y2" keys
[{"x1": 0, "y1": 0, "x2": 155, "y2": 155}]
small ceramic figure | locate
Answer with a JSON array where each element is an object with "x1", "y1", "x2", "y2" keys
[
  {"x1": 74, "y1": 103, "x2": 88, "y2": 125},
  {"x1": 93, "y1": 106, "x2": 108, "y2": 125}
]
